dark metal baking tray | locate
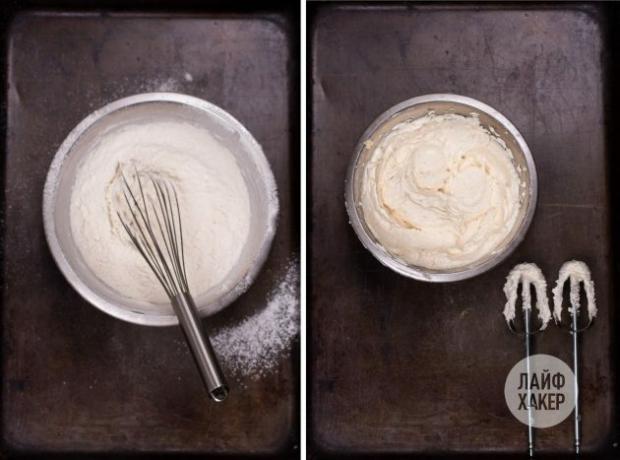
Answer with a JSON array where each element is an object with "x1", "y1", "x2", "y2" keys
[
  {"x1": 309, "y1": 2, "x2": 619, "y2": 458},
  {"x1": 0, "y1": 1, "x2": 299, "y2": 458}
]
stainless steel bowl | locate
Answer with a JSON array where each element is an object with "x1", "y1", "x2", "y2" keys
[
  {"x1": 345, "y1": 94, "x2": 537, "y2": 282},
  {"x1": 43, "y1": 93, "x2": 278, "y2": 326}
]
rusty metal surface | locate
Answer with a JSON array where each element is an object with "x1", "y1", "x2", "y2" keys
[
  {"x1": 2, "y1": 9, "x2": 298, "y2": 456},
  {"x1": 310, "y1": 3, "x2": 614, "y2": 455}
]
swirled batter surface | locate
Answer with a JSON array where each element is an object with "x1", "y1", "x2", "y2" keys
[{"x1": 360, "y1": 113, "x2": 521, "y2": 269}]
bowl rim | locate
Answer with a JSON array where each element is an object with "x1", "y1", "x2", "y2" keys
[
  {"x1": 345, "y1": 93, "x2": 538, "y2": 282},
  {"x1": 43, "y1": 92, "x2": 279, "y2": 326}
]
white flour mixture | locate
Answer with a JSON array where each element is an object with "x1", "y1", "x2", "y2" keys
[
  {"x1": 70, "y1": 120, "x2": 251, "y2": 308},
  {"x1": 361, "y1": 113, "x2": 521, "y2": 269}
]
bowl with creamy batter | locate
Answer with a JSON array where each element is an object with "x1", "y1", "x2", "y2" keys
[
  {"x1": 43, "y1": 93, "x2": 278, "y2": 325},
  {"x1": 346, "y1": 94, "x2": 537, "y2": 282}
]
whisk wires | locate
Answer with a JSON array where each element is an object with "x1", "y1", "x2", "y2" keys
[
  {"x1": 116, "y1": 169, "x2": 189, "y2": 300},
  {"x1": 115, "y1": 167, "x2": 228, "y2": 402}
]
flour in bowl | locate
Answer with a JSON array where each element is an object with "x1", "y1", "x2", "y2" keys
[{"x1": 69, "y1": 120, "x2": 251, "y2": 308}]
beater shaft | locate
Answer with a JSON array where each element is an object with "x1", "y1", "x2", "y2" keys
[
  {"x1": 524, "y1": 307, "x2": 535, "y2": 458},
  {"x1": 572, "y1": 309, "x2": 581, "y2": 454}
]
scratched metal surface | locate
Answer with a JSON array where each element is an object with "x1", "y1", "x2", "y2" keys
[
  {"x1": 310, "y1": 4, "x2": 614, "y2": 455},
  {"x1": 2, "y1": 10, "x2": 298, "y2": 455}
]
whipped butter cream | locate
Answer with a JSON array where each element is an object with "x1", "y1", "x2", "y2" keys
[
  {"x1": 360, "y1": 113, "x2": 521, "y2": 269},
  {"x1": 503, "y1": 263, "x2": 551, "y2": 329},
  {"x1": 552, "y1": 260, "x2": 597, "y2": 322},
  {"x1": 70, "y1": 120, "x2": 250, "y2": 307}
]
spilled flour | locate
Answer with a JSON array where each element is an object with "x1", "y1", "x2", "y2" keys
[{"x1": 212, "y1": 262, "x2": 299, "y2": 379}]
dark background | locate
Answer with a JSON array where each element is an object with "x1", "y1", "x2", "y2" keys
[
  {"x1": 308, "y1": 2, "x2": 620, "y2": 459},
  {"x1": 0, "y1": 0, "x2": 300, "y2": 459}
]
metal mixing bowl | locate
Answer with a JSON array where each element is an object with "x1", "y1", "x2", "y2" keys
[
  {"x1": 43, "y1": 93, "x2": 278, "y2": 326},
  {"x1": 345, "y1": 94, "x2": 537, "y2": 282}
]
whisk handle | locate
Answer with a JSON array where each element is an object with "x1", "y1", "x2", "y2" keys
[{"x1": 172, "y1": 293, "x2": 229, "y2": 402}]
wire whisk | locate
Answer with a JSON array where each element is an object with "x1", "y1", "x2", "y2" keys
[{"x1": 117, "y1": 168, "x2": 229, "y2": 402}]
